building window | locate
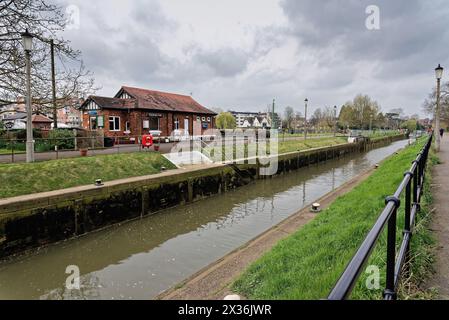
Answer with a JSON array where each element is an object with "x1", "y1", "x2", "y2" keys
[
  {"x1": 125, "y1": 121, "x2": 130, "y2": 132},
  {"x1": 207, "y1": 117, "x2": 211, "y2": 122},
  {"x1": 90, "y1": 116, "x2": 97, "y2": 130},
  {"x1": 149, "y1": 117, "x2": 159, "y2": 130},
  {"x1": 109, "y1": 116, "x2": 120, "y2": 131},
  {"x1": 174, "y1": 118, "x2": 179, "y2": 130},
  {"x1": 202, "y1": 116, "x2": 206, "y2": 121},
  {"x1": 196, "y1": 116, "x2": 200, "y2": 121}
]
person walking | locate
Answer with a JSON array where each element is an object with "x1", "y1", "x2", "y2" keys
[{"x1": 440, "y1": 128, "x2": 445, "y2": 138}]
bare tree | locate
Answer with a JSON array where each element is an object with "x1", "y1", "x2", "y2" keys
[
  {"x1": 423, "y1": 82, "x2": 449, "y2": 120},
  {"x1": 284, "y1": 106, "x2": 294, "y2": 129},
  {"x1": 0, "y1": 0, "x2": 97, "y2": 114}
]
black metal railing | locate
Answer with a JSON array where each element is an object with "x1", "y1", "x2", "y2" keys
[{"x1": 328, "y1": 134, "x2": 433, "y2": 300}]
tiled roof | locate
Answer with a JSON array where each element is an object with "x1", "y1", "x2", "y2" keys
[
  {"x1": 88, "y1": 96, "x2": 137, "y2": 109},
  {"x1": 119, "y1": 86, "x2": 216, "y2": 115},
  {"x1": 3, "y1": 112, "x2": 26, "y2": 121},
  {"x1": 32, "y1": 114, "x2": 52, "y2": 123}
]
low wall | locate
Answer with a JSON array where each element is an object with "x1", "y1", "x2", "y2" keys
[{"x1": 0, "y1": 134, "x2": 406, "y2": 258}]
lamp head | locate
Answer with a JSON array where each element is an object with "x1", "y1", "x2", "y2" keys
[
  {"x1": 21, "y1": 29, "x2": 33, "y2": 51},
  {"x1": 436, "y1": 64, "x2": 444, "y2": 80}
]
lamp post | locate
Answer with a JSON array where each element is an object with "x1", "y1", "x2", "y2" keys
[
  {"x1": 304, "y1": 98, "x2": 308, "y2": 140},
  {"x1": 435, "y1": 64, "x2": 444, "y2": 151},
  {"x1": 334, "y1": 105, "x2": 338, "y2": 137},
  {"x1": 369, "y1": 114, "x2": 374, "y2": 134},
  {"x1": 22, "y1": 29, "x2": 34, "y2": 163}
]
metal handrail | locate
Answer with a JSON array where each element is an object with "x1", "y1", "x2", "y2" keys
[{"x1": 328, "y1": 134, "x2": 433, "y2": 300}]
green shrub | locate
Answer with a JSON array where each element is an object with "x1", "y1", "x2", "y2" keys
[{"x1": 48, "y1": 129, "x2": 75, "y2": 150}]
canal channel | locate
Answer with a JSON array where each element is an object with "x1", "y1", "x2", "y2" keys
[{"x1": 0, "y1": 139, "x2": 409, "y2": 300}]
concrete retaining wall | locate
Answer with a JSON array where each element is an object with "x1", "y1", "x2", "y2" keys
[{"x1": 0, "y1": 134, "x2": 406, "y2": 258}]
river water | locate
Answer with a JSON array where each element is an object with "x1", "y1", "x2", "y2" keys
[{"x1": 0, "y1": 140, "x2": 409, "y2": 300}]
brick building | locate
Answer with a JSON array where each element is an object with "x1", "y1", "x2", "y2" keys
[{"x1": 80, "y1": 86, "x2": 216, "y2": 137}]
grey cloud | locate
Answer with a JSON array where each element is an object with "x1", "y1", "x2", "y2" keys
[
  {"x1": 194, "y1": 47, "x2": 249, "y2": 77},
  {"x1": 281, "y1": 0, "x2": 449, "y2": 68},
  {"x1": 54, "y1": 0, "x2": 449, "y2": 115}
]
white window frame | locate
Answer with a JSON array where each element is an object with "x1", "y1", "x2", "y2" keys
[
  {"x1": 109, "y1": 116, "x2": 120, "y2": 131},
  {"x1": 90, "y1": 116, "x2": 98, "y2": 130}
]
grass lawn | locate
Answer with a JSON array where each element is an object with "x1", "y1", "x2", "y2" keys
[
  {"x1": 0, "y1": 149, "x2": 24, "y2": 155},
  {"x1": 277, "y1": 137, "x2": 347, "y2": 154},
  {"x1": 205, "y1": 137, "x2": 348, "y2": 161},
  {"x1": 0, "y1": 152, "x2": 176, "y2": 199},
  {"x1": 232, "y1": 137, "x2": 435, "y2": 300}
]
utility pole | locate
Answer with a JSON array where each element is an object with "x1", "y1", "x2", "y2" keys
[
  {"x1": 304, "y1": 98, "x2": 308, "y2": 140},
  {"x1": 272, "y1": 99, "x2": 276, "y2": 130},
  {"x1": 51, "y1": 39, "x2": 58, "y2": 129}
]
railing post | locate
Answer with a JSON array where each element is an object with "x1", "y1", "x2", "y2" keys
[
  {"x1": 384, "y1": 196, "x2": 400, "y2": 300},
  {"x1": 412, "y1": 160, "x2": 418, "y2": 206},
  {"x1": 403, "y1": 172, "x2": 413, "y2": 277}
]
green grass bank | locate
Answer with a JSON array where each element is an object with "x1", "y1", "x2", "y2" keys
[
  {"x1": 0, "y1": 152, "x2": 176, "y2": 199},
  {"x1": 232, "y1": 137, "x2": 435, "y2": 300}
]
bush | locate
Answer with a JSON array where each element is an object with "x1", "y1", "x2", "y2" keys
[
  {"x1": 48, "y1": 129, "x2": 75, "y2": 150},
  {"x1": 15, "y1": 129, "x2": 43, "y2": 140}
]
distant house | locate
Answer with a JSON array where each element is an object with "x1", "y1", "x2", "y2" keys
[
  {"x1": 1, "y1": 112, "x2": 27, "y2": 129},
  {"x1": 230, "y1": 111, "x2": 270, "y2": 129},
  {"x1": 2, "y1": 112, "x2": 52, "y2": 130},
  {"x1": 32, "y1": 114, "x2": 53, "y2": 130},
  {"x1": 57, "y1": 99, "x2": 83, "y2": 128},
  {"x1": 80, "y1": 86, "x2": 216, "y2": 137}
]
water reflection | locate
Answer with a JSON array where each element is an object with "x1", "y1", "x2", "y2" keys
[{"x1": 0, "y1": 140, "x2": 408, "y2": 300}]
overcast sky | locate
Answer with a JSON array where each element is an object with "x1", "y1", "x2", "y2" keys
[{"x1": 56, "y1": 0, "x2": 449, "y2": 117}]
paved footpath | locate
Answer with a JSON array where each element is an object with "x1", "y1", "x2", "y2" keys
[{"x1": 426, "y1": 136, "x2": 449, "y2": 299}]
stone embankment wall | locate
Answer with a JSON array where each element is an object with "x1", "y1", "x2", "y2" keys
[{"x1": 0, "y1": 134, "x2": 406, "y2": 258}]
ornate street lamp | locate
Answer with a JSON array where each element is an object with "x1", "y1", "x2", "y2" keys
[{"x1": 22, "y1": 29, "x2": 34, "y2": 162}]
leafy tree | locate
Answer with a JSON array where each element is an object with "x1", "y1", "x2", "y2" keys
[
  {"x1": 339, "y1": 94, "x2": 382, "y2": 129},
  {"x1": 389, "y1": 108, "x2": 405, "y2": 118},
  {"x1": 401, "y1": 119, "x2": 418, "y2": 132},
  {"x1": 216, "y1": 112, "x2": 236, "y2": 129}
]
